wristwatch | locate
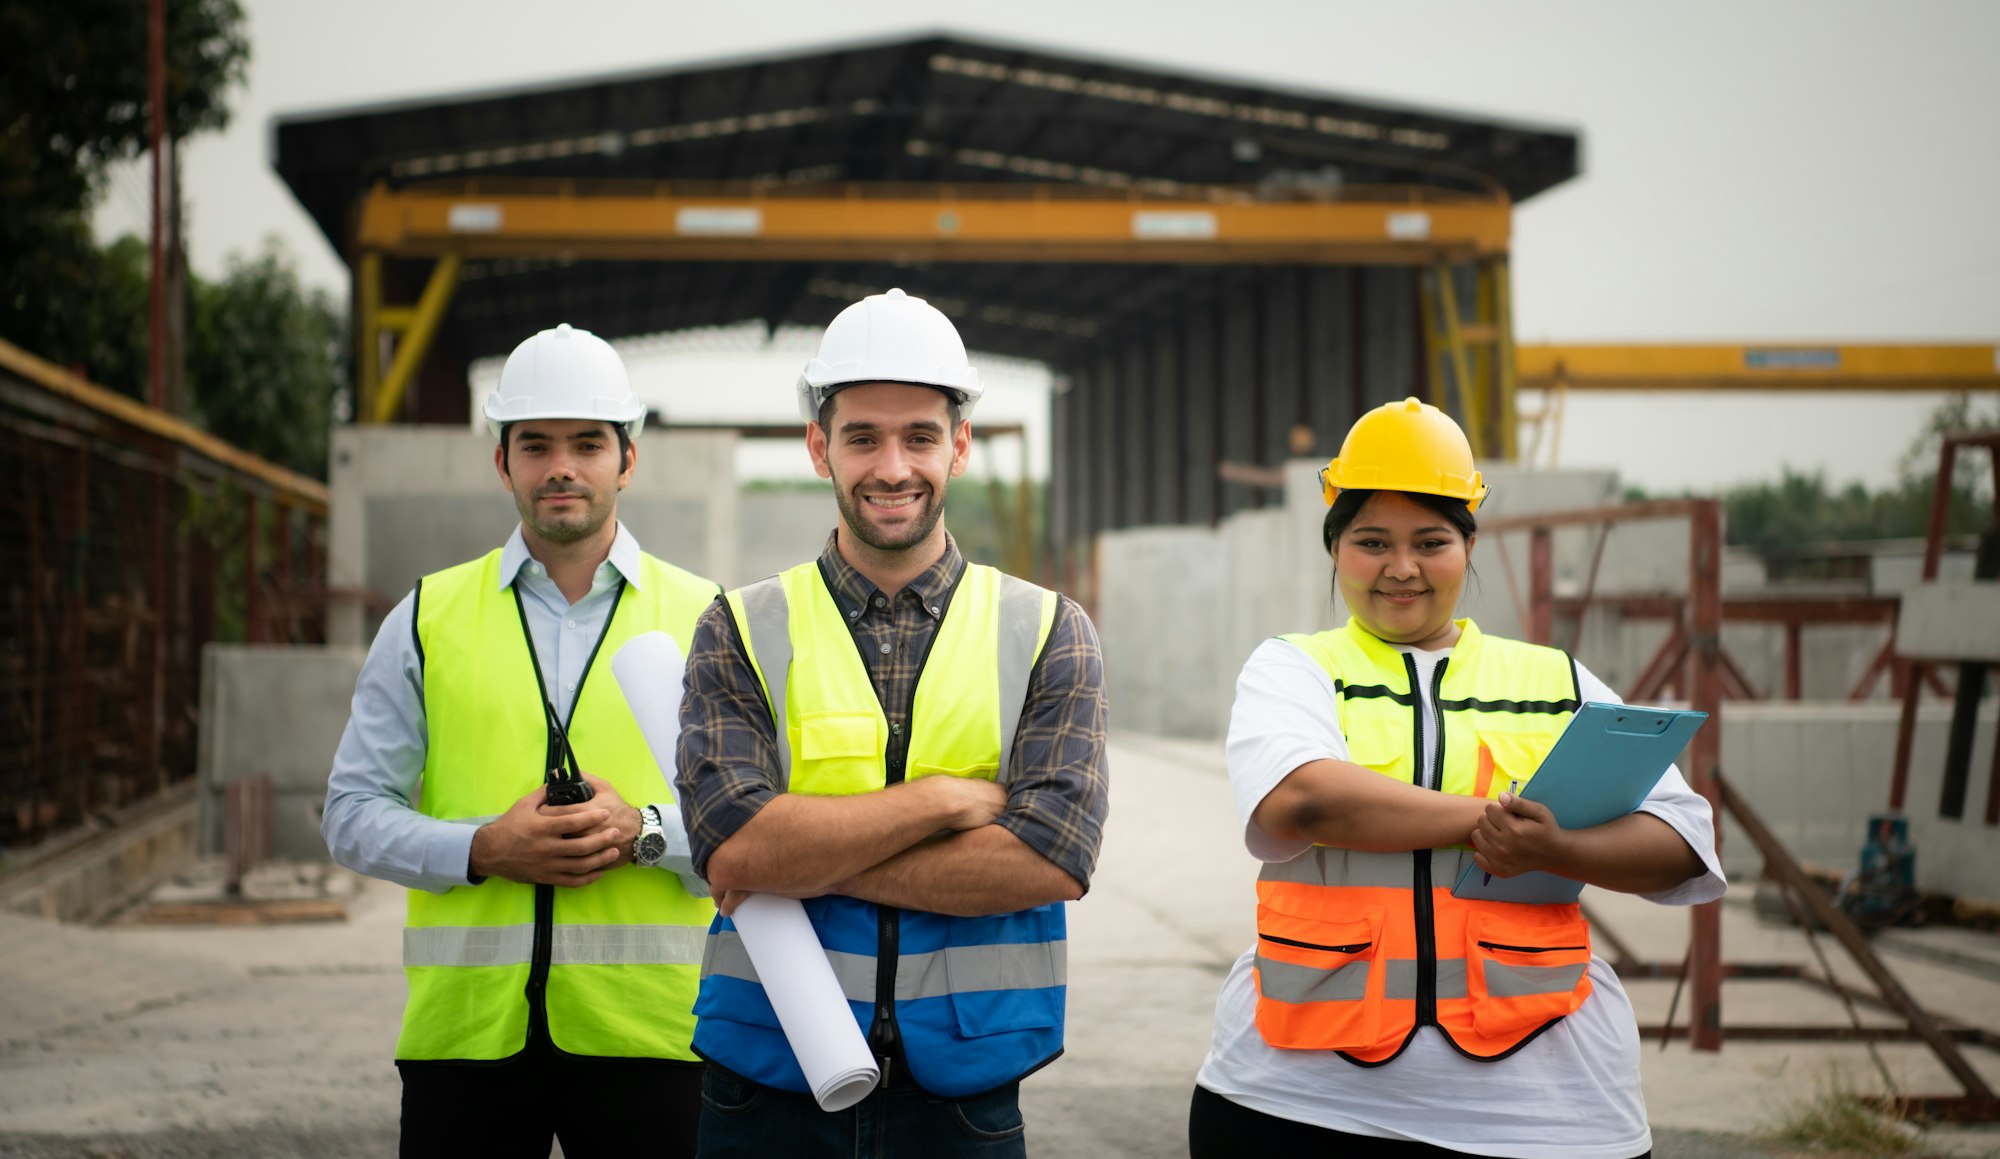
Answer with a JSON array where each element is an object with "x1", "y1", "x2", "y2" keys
[{"x1": 633, "y1": 805, "x2": 669, "y2": 868}]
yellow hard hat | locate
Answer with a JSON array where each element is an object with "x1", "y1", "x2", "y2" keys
[{"x1": 1319, "y1": 396, "x2": 1488, "y2": 512}]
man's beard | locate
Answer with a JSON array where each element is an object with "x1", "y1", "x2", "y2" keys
[
  {"x1": 835, "y1": 482, "x2": 946, "y2": 553},
  {"x1": 517, "y1": 483, "x2": 610, "y2": 544}
]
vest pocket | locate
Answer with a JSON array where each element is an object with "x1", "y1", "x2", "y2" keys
[
  {"x1": 1252, "y1": 898, "x2": 1383, "y2": 1051},
  {"x1": 1342, "y1": 726, "x2": 1414, "y2": 785},
  {"x1": 1472, "y1": 730, "x2": 1559, "y2": 799},
  {"x1": 795, "y1": 710, "x2": 884, "y2": 794},
  {"x1": 1464, "y1": 909, "x2": 1593, "y2": 1038}
]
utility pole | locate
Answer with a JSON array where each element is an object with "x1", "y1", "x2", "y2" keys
[{"x1": 147, "y1": 0, "x2": 167, "y2": 412}]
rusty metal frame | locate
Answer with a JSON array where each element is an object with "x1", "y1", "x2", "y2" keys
[
  {"x1": 1888, "y1": 430, "x2": 2000, "y2": 814},
  {"x1": 1483, "y1": 497, "x2": 2000, "y2": 1115},
  {"x1": 1481, "y1": 498, "x2": 1728, "y2": 1049}
]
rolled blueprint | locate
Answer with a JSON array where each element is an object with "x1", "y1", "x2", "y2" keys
[
  {"x1": 610, "y1": 631, "x2": 880, "y2": 1111},
  {"x1": 731, "y1": 892, "x2": 880, "y2": 1111},
  {"x1": 610, "y1": 631, "x2": 687, "y2": 781}
]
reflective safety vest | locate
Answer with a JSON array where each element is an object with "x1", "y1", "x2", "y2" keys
[
  {"x1": 694, "y1": 559, "x2": 1064, "y2": 1098},
  {"x1": 399, "y1": 547, "x2": 720, "y2": 1061},
  {"x1": 1255, "y1": 618, "x2": 1593, "y2": 1064}
]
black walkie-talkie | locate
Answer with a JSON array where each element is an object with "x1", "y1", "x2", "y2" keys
[{"x1": 544, "y1": 700, "x2": 595, "y2": 806}]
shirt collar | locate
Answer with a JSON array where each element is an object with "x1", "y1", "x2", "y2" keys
[
  {"x1": 817, "y1": 529, "x2": 964, "y2": 617},
  {"x1": 497, "y1": 522, "x2": 645, "y2": 591}
]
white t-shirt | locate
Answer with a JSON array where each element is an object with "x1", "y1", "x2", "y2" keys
[{"x1": 1194, "y1": 636, "x2": 1728, "y2": 1159}]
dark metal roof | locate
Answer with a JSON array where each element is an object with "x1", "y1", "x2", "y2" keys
[{"x1": 273, "y1": 31, "x2": 1578, "y2": 377}]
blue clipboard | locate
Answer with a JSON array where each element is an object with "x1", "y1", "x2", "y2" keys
[{"x1": 1449, "y1": 701, "x2": 1707, "y2": 904}]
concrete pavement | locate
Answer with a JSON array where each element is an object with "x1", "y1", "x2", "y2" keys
[{"x1": 3, "y1": 734, "x2": 1999, "y2": 1156}]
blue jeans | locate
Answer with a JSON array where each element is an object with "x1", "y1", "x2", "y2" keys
[{"x1": 697, "y1": 1065, "x2": 1027, "y2": 1159}]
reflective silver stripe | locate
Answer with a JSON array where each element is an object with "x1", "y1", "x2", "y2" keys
[
  {"x1": 1258, "y1": 847, "x2": 1413, "y2": 889},
  {"x1": 738, "y1": 576, "x2": 793, "y2": 790},
  {"x1": 404, "y1": 924, "x2": 535, "y2": 967},
  {"x1": 406, "y1": 924, "x2": 707, "y2": 967},
  {"x1": 704, "y1": 930, "x2": 1064, "y2": 1002},
  {"x1": 1483, "y1": 960, "x2": 1586, "y2": 997},
  {"x1": 1382, "y1": 957, "x2": 1468, "y2": 1000},
  {"x1": 995, "y1": 575, "x2": 1047, "y2": 785},
  {"x1": 549, "y1": 924, "x2": 707, "y2": 966},
  {"x1": 1385, "y1": 958, "x2": 1417, "y2": 999},
  {"x1": 1434, "y1": 848, "x2": 1479, "y2": 885},
  {"x1": 1255, "y1": 954, "x2": 1370, "y2": 1004}
]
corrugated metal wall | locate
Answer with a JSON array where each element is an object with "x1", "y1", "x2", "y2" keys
[{"x1": 1052, "y1": 266, "x2": 1422, "y2": 562}]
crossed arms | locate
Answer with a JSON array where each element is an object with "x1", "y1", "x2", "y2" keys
[{"x1": 675, "y1": 598, "x2": 1107, "y2": 919}]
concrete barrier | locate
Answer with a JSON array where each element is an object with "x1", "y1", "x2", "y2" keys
[
  {"x1": 198, "y1": 646, "x2": 367, "y2": 862},
  {"x1": 1719, "y1": 701, "x2": 2000, "y2": 902},
  {"x1": 327, "y1": 426, "x2": 737, "y2": 646}
]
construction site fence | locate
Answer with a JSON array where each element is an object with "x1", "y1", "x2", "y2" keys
[{"x1": 0, "y1": 338, "x2": 328, "y2": 852}]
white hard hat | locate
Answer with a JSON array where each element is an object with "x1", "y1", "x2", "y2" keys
[
  {"x1": 483, "y1": 323, "x2": 648, "y2": 439},
  {"x1": 797, "y1": 288, "x2": 982, "y2": 423}
]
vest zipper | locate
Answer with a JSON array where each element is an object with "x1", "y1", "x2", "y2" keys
[
  {"x1": 1408, "y1": 653, "x2": 1449, "y2": 1031},
  {"x1": 511, "y1": 580, "x2": 626, "y2": 1057},
  {"x1": 1478, "y1": 941, "x2": 1587, "y2": 953},
  {"x1": 824, "y1": 560, "x2": 964, "y2": 1087}
]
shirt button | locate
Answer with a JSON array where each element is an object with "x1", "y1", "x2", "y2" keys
[
  {"x1": 878, "y1": 641, "x2": 892, "y2": 655},
  {"x1": 565, "y1": 620, "x2": 576, "y2": 630},
  {"x1": 848, "y1": 609, "x2": 860, "y2": 620},
  {"x1": 528, "y1": 563, "x2": 542, "y2": 575},
  {"x1": 891, "y1": 723, "x2": 902, "y2": 735},
  {"x1": 929, "y1": 605, "x2": 941, "y2": 616},
  {"x1": 873, "y1": 595, "x2": 887, "y2": 608},
  {"x1": 565, "y1": 681, "x2": 576, "y2": 692}
]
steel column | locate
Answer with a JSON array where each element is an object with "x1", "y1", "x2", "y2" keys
[
  {"x1": 1687, "y1": 499, "x2": 1725, "y2": 1052},
  {"x1": 372, "y1": 251, "x2": 463, "y2": 424},
  {"x1": 1527, "y1": 528, "x2": 1554, "y2": 645}
]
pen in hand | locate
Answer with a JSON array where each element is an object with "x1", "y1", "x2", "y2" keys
[{"x1": 1482, "y1": 779, "x2": 1521, "y2": 887}]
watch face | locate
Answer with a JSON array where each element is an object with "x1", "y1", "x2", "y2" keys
[{"x1": 636, "y1": 832, "x2": 668, "y2": 865}]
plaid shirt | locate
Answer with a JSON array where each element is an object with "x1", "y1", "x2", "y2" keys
[{"x1": 675, "y1": 531, "x2": 1109, "y2": 891}]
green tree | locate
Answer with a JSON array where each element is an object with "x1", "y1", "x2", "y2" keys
[
  {"x1": 188, "y1": 239, "x2": 347, "y2": 479},
  {"x1": 1660, "y1": 394, "x2": 2000, "y2": 553},
  {"x1": 0, "y1": 0, "x2": 249, "y2": 393}
]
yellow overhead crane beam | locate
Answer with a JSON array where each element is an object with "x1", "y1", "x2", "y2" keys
[
  {"x1": 1513, "y1": 343, "x2": 2000, "y2": 468},
  {"x1": 355, "y1": 180, "x2": 1512, "y2": 265},
  {"x1": 353, "y1": 178, "x2": 1519, "y2": 427},
  {"x1": 1517, "y1": 343, "x2": 2000, "y2": 392}
]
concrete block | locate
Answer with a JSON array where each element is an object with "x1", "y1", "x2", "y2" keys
[
  {"x1": 1097, "y1": 526, "x2": 1224, "y2": 739},
  {"x1": 1896, "y1": 581, "x2": 2000, "y2": 660},
  {"x1": 198, "y1": 646, "x2": 367, "y2": 862},
  {"x1": 1719, "y1": 702, "x2": 2000, "y2": 898},
  {"x1": 328, "y1": 426, "x2": 736, "y2": 645},
  {"x1": 737, "y1": 491, "x2": 835, "y2": 587}
]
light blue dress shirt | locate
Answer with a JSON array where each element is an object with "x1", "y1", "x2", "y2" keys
[{"x1": 321, "y1": 522, "x2": 704, "y2": 895}]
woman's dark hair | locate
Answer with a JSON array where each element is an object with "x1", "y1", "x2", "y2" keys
[{"x1": 1322, "y1": 488, "x2": 1478, "y2": 602}]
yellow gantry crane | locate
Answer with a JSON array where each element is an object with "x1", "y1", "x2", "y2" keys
[
  {"x1": 1514, "y1": 343, "x2": 2000, "y2": 465},
  {"x1": 349, "y1": 179, "x2": 1998, "y2": 457}
]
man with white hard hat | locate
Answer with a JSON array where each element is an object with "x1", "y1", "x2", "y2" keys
[
  {"x1": 675, "y1": 289, "x2": 1110, "y2": 1156},
  {"x1": 322, "y1": 322, "x2": 720, "y2": 1157}
]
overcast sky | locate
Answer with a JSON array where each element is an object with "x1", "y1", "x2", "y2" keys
[{"x1": 93, "y1": 0, "x2": 2000, "y2": 491}]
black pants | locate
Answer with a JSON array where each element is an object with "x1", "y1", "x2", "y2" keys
[
  {"x1": 1189, "y1": 1084, "x2": 1650, "y2": 1159},
  {"x1": 398, "y1": 1044, "x2": 702, "y2": 1159}
]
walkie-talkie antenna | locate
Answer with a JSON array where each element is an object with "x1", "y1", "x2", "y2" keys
[{"x1": 543, "y1": 700, "x2": 595, "y2": 805}]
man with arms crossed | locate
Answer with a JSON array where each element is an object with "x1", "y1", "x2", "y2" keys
[{"x1": 677, "y1": 289, "x2": 1109, "y2": 1157}]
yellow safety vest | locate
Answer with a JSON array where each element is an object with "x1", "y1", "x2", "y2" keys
[
  {"x1": 400, "y1": 547, "x2": 719, "y2": 1061},
  {"x1": 692, "y1": 558, "x2": 1069, "y2": 1097},
  {"x1": 1256, "y1": 618, "x2": 1592, "y2": 1063}
]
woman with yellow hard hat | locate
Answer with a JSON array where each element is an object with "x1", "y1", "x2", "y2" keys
[{"x1": 1187, "y1": 398, "x2": 1724, "y2": 1158}]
